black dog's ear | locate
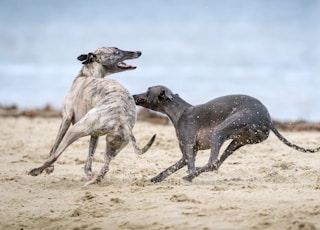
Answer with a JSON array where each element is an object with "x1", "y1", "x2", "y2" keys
[
  {"x1": 159, "y1": 89, "x2": 173, "y2": 101},
  {"x1": 77, "y1": 53, "x2": 97, "y2": 64}
]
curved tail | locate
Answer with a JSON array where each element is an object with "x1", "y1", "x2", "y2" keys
[
  {"x1": 270, "y1": 123, "x2": 320, "y2": 153},
  {"x1": 130, "y1": 134, "x2": 156, "y2": 155}
]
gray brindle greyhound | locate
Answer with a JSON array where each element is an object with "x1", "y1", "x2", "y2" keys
[
  {"x1": 133, "y1": 85, "x2": 320, "y2": 182},
  {"x1": 29, "y1": 47, "x2": 156, "y2": 186}
]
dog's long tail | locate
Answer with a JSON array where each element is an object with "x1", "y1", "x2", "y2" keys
[
  {"x1": 129, "y1": 133, "x2": 156, "y2": 155},
  {"x1": 269, "y1": 123, "x2": 320, "y2": 153}
]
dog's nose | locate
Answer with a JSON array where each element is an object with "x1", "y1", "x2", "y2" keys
[
  {"x1": 133, "y1": 95, "x2": 143, "y2": 104},
  {"x1": 136, "y1": 51, "x2": 142, "y2": 57},
  {"x1": 133, "y1": 95, "x2": 138, "y2": 102}
]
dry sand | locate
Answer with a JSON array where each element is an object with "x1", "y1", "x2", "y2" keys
[{"x1": 1, "y1": 117, "x2": 320, "y2": 230}]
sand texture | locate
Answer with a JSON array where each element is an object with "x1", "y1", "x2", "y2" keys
[{"x1": 1, "y1": 117, "x2": 320, "y2": 230}]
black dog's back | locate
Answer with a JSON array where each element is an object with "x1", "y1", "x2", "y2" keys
[{"x1": 190, "y1": 94, "x2": 272, "y2": 131}]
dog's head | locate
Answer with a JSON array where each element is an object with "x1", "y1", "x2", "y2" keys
[
  {"x1": 133, "y1": 85, "x2": 174, "y2": 112},
  {"x1": 77, "y1": 46, "x2": 141, "y2": 75}
]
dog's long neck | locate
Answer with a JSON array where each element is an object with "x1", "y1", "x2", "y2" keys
[
  {"x1": 164, "y1": 95, "x2": 192, "y2": 127},
  {"x1": 78, "y1": 63, "x2": 113, "y2": 78}
]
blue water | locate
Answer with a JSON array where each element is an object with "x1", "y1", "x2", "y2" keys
[{"x1": 0, "y1": 0, "x2": 319, "y2": 121}]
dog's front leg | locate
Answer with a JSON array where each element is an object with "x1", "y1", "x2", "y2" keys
[
  {"x1": 46, "y1": 115, "x2": 73, "y2": 174},
  {"x1": 151, "y1": 158, "x2": 187, "y2": 183},
  {"x1": 84, "y1": 153, "x2": 112, "y2": 186},
  {"x1": 181, "y1": 144, "x2": 197, "y2": 182},
  {"x1": 30, "y1": 120, "x2": 87, "y2": 177}
]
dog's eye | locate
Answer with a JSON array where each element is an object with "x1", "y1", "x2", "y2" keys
[{"x1": 113, "y1": 48, "x2": 120, "y2": 55}]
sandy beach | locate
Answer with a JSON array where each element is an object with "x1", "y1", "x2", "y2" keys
[{"x1": 1, "y1": 116, "x2": 320, "y2": 230}]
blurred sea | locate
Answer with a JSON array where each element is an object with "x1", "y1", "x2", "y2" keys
[{"x1": 0, "y1": 0, "x2": 319, "y2": 121}]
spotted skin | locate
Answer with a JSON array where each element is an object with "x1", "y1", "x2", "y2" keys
[
  {"x1": 29, "y1": 47, "x2": 155, "y2": 186},
  {"x1": 133, "y1": 85, "x2": 320, "y2": 182}
]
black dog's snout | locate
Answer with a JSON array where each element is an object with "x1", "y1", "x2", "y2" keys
[
  {"x1": 133, "y1": 95, "x2": 139, "y2": 102},
  {"x1": 133, "y1": 95, "x2": 145, "y2": 104},
  {"x1": 136, "y1": 51, "x2": 142, "y2": 57},
  {"x1": 135, "y1": 97, "x2": 141, "y2": 104}
]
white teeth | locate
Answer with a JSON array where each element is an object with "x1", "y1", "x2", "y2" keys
[{"x1": 118, "y1": 62, "x2": 127, "y2": 67}]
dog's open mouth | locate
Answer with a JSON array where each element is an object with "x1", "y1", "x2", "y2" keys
[{"x1": 117, "y1": 62, "x2": 137, "y2": 70}]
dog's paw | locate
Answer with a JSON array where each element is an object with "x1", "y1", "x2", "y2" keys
[
  {"x1": 182, "y1": 174, "x2": 194, "y2": 182},
  {"x1": 212, "y1": 161, "x2": 219, "y2": 170},
  {"x1": 150, "y1": 175, "x2": 163, "y2": 183},
  {"x1": 45, "y1": 166, "x2": 54, "y2": 175},
  {"x1": 84, "y1": 175, "x2": 101, "y2": 186},
  {"x1": 84, "y1": 179, "x2": 97, "y2": 187},
  {"x1": 86, "y1": 173, "x2": 94, "y2": 180},
  {"x1": 29, "y1": 168, "x2": 42, "y2": 176},
  {"x1": 84, "y1": 169, "x2": 93, "y2": 179}
]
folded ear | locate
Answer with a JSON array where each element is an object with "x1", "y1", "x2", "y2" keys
[
  {"x1": 77, "y1": 53, "x2": 97, "y2": 64},
  {"x1": 77, "y1": 54, "x2": 87, "y2": 62},
  {"x1": 159, "y1": 89, "x2": 173, "y2": 101}
]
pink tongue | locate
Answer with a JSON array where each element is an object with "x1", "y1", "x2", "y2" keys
[{"x1": 118, "y1": 62, "x2": 135, "y2": 69}]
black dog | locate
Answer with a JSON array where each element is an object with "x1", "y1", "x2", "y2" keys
[{"x1": 133, "y1": 85, "x2": 320, "y2": 182}]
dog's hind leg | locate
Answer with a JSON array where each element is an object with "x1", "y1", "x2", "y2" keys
[
  {"x1": 84, "y1": 142, "x2": 113, "y2": 186},
  {"x1": 84, "y1": 136, "x2": 99, "y2": 178},
  {"x1": 215, "y1": 140, "x2": 243, "y2": 169},
  {"x1": 84, "y1": 126, "x2": 129, "y2": 186}
]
